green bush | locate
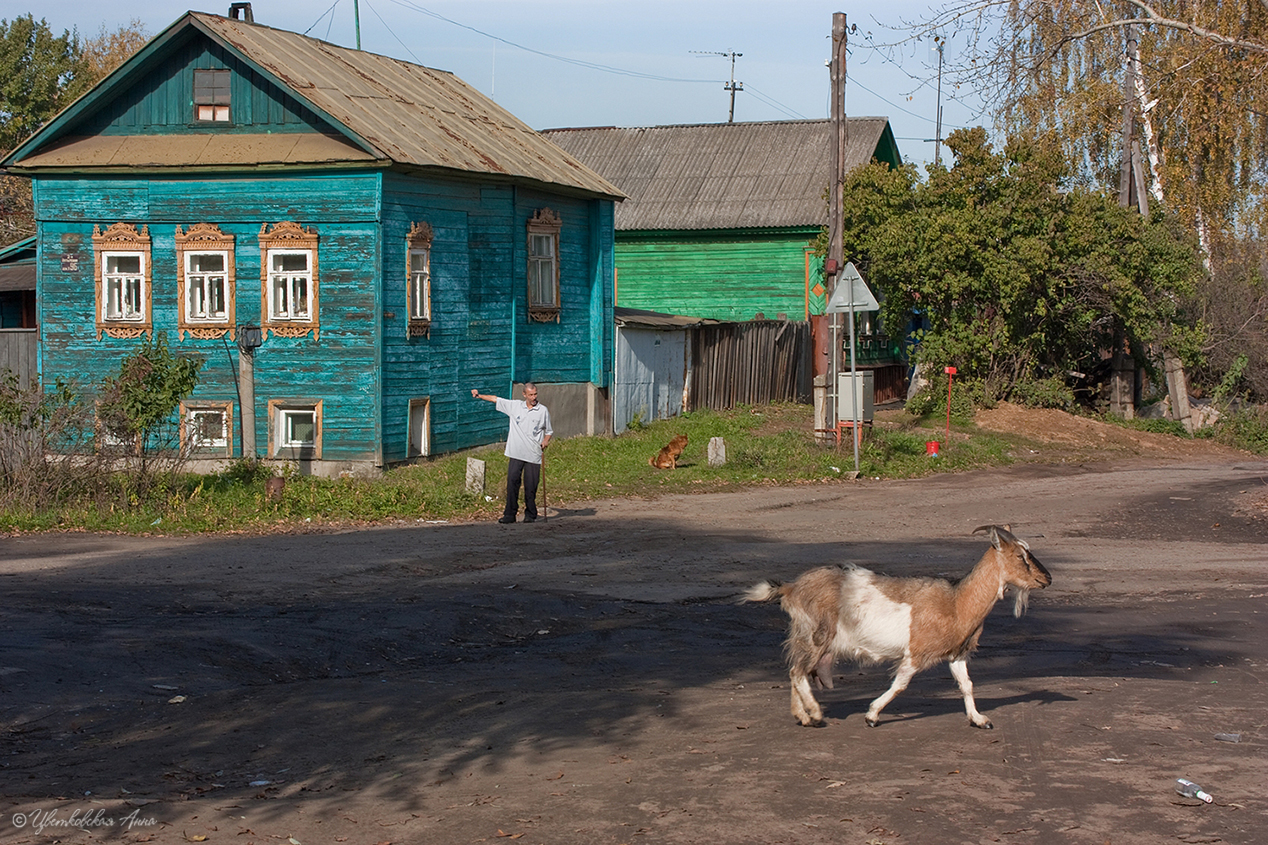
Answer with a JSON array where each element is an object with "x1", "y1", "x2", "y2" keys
[
  {"x1": 1206, "y1": 405, "x2": 1268, "y2": 454},
  {"x1": 1008, "y1": 377, "x2": 1076, "y2": 410}
]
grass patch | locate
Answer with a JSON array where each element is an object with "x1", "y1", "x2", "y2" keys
[{"x1": 0, "y1": 403, "x2": 1025, "y2": 534}]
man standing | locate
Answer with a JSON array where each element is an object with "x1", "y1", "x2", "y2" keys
[{"x1": 471, "y1": 383, "x2": 553, "y2": 523}]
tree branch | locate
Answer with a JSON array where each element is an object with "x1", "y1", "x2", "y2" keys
[{"x1": 1059, "y1": 1, "x2": 1268, "y2": 56}]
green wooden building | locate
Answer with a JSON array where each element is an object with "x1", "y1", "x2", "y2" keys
[
  {"x1": 3, "y1": 9, "x2": 623, "y2": 475},
  {"x1": 541, "y1": 119, "x2": 901, "y2": 322}
]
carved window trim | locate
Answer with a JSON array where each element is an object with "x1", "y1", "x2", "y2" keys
[
  {"x1": 259, "y1": 221, "x2": 319, "y2": 340},
  {"x1": 93, "y1": 223, "x2": 152, "y2": 340},
  {"x1": 181, "y1": 400, "x2": 234, "y2": 457},
  {"x1": 526, "y1": 208, "x2": 561, "y2": 323},
  {"x1": 175, "y1": 223, "x2": 236, "y2": 340},
  {"x1": 407, "y1": 222, "x2": 433, "y2": 338}
]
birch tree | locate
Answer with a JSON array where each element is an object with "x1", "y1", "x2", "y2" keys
[{"x1": 893, "y1": 0, "x2": 1268, "y2": 399}]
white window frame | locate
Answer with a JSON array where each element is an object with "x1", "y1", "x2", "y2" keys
[
  {"x1": 181, "y1": 402, "x2": 233, "y2": 456},
  {"x1": 407, "y1": 221, "x2": 434, "y2": 338},
  {"x1": 408, "y1": 397, "x2": 430, "y2": 458},
  {"x1": 267, "y1": 248, "x2": 313, "y2": 322},
  {"x1": 175, "y1": 223, "x2": 236, "y2": 341},
  {"x1": 259, "y1": 222, "x2": 320, "y2": 340},
  {"x1": 102, "y1": 251, "x2": 146, "y2": 322},
  {"x1": 185, "y1": 250, "x2": 230, "y2": 323},
  {"x1": 528, "y1": 234, "x2": 557, "y2": 307},
  {"x1": 279, "y1": 408, "x2": 316, "y2": 448},
  {"x1": 409, "y1": 248, "x2": 430, "y2": 321},
  {"x1": 268, "y1": 399, "x2": 323, "y2": 458},
  {"x1": 93, "y1": 222, "x2": 152, "y2": 339}
]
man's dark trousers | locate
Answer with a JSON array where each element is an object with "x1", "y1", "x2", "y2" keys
[{"x1": 504, "y1": 458, "x2": 541, "y2": 521}]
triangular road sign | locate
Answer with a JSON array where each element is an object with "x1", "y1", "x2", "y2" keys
[{"x1": 825, "y1": 261, "x2": 880, "y2": 312}]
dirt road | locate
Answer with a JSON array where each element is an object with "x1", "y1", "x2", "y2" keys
[{"x1": 2, "y1": 455, "x2": 1266, "y2": 844}]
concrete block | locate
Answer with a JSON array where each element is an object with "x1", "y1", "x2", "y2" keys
[
  {"x1": 466, "y1": 457, "x2": 486, "y2": 495},
  {"x1": 708, "y1": 436, "x2": 727, "y2": 467}
]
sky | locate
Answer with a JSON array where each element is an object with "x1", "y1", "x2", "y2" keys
[{"x1": 25, "y1": 0, "x2": 990, "y2": 169}]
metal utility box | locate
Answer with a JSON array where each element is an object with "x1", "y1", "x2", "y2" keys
[{"x1": 837, "y1": 371, "x2": 875, "y2": 422}]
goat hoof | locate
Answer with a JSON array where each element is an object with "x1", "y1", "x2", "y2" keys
[
  {"x1": 972, "y1": 720, "x2": 994, "y2": 730},
  {"x1": 864, "y1": 717, "x2": 879, "y2": 728}
]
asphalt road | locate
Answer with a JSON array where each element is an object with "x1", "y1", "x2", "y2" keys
[{"x1": 1, "y1": 457, "x2": 1265, "y2": 844}]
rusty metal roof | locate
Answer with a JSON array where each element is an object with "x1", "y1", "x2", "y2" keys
[
  {"x1": 7, "y1": 12, "x2": 622, "y2": 200},
  {"x1": 190, "y1": 13, "x2": 621, "y2": 197},
  {"x1": 614, "y1": 306, "x2": 719, "y2": 329},
  {"x1": 541, "y1": 119, "x2": 897, "y2": 230}
]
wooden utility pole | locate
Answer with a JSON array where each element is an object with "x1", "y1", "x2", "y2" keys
[{"x1": 824, "y1": 12, "x2": 847, "y2": 440}]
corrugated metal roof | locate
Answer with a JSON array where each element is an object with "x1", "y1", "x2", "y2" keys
[
  {"x1": 190, "y1": 13, "x2": 622, "y2": 198},
  {"x1": 0, "y1": 265, "x2": 35, "y2": 291},
  {"x1": 6, "y1": 13, "x2": 622, "y2": 200},
  {"x1": 541, "y1": 119, "x2": 892, "y2": 230}
]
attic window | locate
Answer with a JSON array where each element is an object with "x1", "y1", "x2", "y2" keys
[{"x1": 194, "y1": 69, "x2": 231, "y2": 122}]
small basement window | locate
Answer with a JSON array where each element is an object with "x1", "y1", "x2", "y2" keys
[
  {"x1": 269, "y1": 399, "x2": 323, "y2": 458},
  {"x1": 194, "y1": 68, "x2": 231, "y2": 122},
  {"x1": 408, "y1": 398, "x2": 430, "y2": 458},
  {"x1": 182, "y1": 401, "x2": 233, "y2": 456}
]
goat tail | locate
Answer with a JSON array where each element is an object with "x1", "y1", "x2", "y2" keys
[{"x1": 741, "y1": 580, "x2": 785, "y2": 604}]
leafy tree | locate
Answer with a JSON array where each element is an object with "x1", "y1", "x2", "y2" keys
[
  {"x1": 67, "y1": 18, "x2": 149, "y2": 100},
  {"x1": 0, "y1": 16, "x2": 148, "y2": 241},
  {"x1": 97, "y1": 333, "x2": 202, "y2": 493},
  {"x1": 0, "y1": 14, "x2": 79, "y2": 154},
  {"x1": 832, "y1": 128, "x2": 1204, "y2": 403}
]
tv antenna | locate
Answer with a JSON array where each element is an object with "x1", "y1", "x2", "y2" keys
[{"x1": 692, "y1": 50, "x2": 744, "y2": 122}]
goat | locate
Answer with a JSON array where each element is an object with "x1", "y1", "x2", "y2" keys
[{"x1": 743, "y1": 525, "x2": 1051, "y2": 729}]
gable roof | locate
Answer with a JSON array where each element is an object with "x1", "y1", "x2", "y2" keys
[
  {"x1": 4, "y1": 12, "x2": 622, "y2": 200},
  {"x1": 541, "y1": 119, "x2": 900, "y2": 231},
  {"x1": 0, "y1": 236, "x2": 36, "y2": 292}
]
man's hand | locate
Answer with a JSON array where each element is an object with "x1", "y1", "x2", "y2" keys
[{"x1": 471, "y1": 388, "x2": 478, "y2": 398}]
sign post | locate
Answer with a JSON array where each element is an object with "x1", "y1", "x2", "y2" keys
[{"x1": 826, "y1": 262, "x2": 879, "y2": 474}]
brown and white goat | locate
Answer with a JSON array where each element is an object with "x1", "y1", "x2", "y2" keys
[{"x1": 744, "y1": 525, "x2": 1051, "y2": 729}]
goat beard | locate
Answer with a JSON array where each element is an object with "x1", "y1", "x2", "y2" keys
[{"x1": 1013, "y1": 588, "x2": 1031, "y2": 618}]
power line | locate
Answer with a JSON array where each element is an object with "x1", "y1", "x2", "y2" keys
[
  {"x1": 388, "y1": 0, "x2": 722, "y2": 84},
  {"x1": 362, "y1": 0, "x2": 422, "y2": 64}
]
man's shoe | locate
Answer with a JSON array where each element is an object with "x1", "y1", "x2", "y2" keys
[
  {"x1": 497, "y1": 516, "x2": 516, "y2": 524},
  {"x1": 523, "y1": 516, "x2": 536, "y2": 523}
]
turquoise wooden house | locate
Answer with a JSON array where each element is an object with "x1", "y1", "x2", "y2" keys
[
  {"x1": 541, "y1": 119, "x2": 901, "y2": 322},
  {"x1": 3, "y1": 8, "x2": 622, "y2": 475}
]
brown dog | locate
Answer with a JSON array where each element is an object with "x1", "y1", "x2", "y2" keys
[{"x1": 649, "y1": 434, "x2": 688, "y2": 469}]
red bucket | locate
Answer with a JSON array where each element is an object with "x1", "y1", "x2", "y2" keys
[{"x1": 925, "y1": 441, "x2": 940, "y2": 456}]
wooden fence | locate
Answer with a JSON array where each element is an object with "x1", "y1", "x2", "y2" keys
[
  {"x1": 688, "y1": 320, "x2": 812, "y2": 411},
  {"x1": 0, "y1": 329, "x2": 37, "y2": 385}
]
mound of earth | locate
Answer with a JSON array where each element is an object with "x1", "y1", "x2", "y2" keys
[{"x1": 974, "y1": 401, "x2": 1246, "y2": 461}]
